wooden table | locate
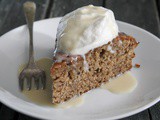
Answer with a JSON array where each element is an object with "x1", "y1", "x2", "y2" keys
[{"x1": 0, "y1": 0, "x2": 159, "y2": 120}]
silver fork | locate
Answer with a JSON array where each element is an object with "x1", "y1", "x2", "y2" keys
[{"x1": 19, "y1": 1, "x2": 46, "y2": 91}]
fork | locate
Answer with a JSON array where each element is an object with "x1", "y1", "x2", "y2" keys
[{"x1": 19, "y1": 1, "x2": 46, "y2": 91}]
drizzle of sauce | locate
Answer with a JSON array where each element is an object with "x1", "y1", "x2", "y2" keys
[
  {"x1": 101, "y1": 72, "x2": 137, "y2": 94},
  {"x1": 19, "y1": 58, "x2": 137, "y2": 108},
  {"x1": 54, "y1": 96, "x2": 84, "y2": 108},
  {"x1": 82, "y1": 54, "x2": 89, "y2": 72},
  {"x1": 19, "y1": 58, "x2": 84, "y2": 108}
]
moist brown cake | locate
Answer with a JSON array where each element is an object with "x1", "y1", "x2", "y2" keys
[{"x1": 50, "y1": 33, "x2": 139, "y2": 104}]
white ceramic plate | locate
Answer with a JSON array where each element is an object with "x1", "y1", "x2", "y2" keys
[{"x1": 0, "y1": 18, "x2": 160, "y2": 120}]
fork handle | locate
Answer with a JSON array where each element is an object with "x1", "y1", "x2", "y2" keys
[{"x1": 23, "y1": 1, "x2": 36, "y2": 66}]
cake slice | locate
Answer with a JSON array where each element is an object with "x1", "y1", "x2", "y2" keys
[
  {"x1": 50, "y1": 5, "x2": 139, "y2": 104},
  {"x1": 51, "y1": 33, "x2": 138, "y2": 104}
]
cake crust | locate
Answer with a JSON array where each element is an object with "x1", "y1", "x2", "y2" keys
[{"x1": 51, "y1": 33, "x2": 138, "y2": 104}]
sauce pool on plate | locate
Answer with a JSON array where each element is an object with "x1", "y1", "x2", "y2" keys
[
  {"x1": 19, "y1": 58, "x2": 84, "y2": 108},
  {"x1": 101, "y1": 72, "x2": 137, "y2": 94},
  {"x1": 19, "y1": 58, "x2": 137, "y2": 108}
]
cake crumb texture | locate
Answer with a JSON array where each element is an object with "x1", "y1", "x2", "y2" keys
[{"x1": 51, "y1": 33, "x2": 138, "y2": 104}]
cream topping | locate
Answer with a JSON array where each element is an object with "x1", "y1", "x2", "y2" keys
[{"x1": 56, "y1": 5, "x2": 118, "y2": 55}]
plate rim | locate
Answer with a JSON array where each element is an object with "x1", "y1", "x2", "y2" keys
[{"x1": 0, "y1": 17, "x2": 160, "y2": 120}]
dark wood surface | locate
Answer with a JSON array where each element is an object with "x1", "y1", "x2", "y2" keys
[
  {"x1": 0, "y1": 0, "x2": 159, "y2": 120},
  {"x1": 0, "y1": 0, "x2": 50, "y2": 36}
]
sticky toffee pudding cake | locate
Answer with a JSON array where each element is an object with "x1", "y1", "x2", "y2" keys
[{"x1": 50, "y1": 5, "x2": 139, "y2": 104}]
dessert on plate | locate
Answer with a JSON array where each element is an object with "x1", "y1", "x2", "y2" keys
[{"x1": 50, "y1": 5, "x2": 139, "y2": 104}]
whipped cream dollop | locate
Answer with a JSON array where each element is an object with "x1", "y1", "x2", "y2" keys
[{"x1": 56, "y1": 5, "x2": 118, "y2": 55}]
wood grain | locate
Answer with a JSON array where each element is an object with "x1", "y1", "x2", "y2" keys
[
  {"x1": 0, "y1": 0, "x2": 15, "y2": 28},
  {"x1": 0, "y1": 0, "x2": 50, "y2": 36},
  {"x1": 156, "y1": 0, "x2": 160, "y2": 16},
  {"x1": 105, "y1": 0, "x2": 160, "y2": 37},
  {"x1": 49, "y1": 0, "x2": 103, "y2": 17},
  {"x1": 149, "y1": 103, "x2": 160, "y2": 120}
]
